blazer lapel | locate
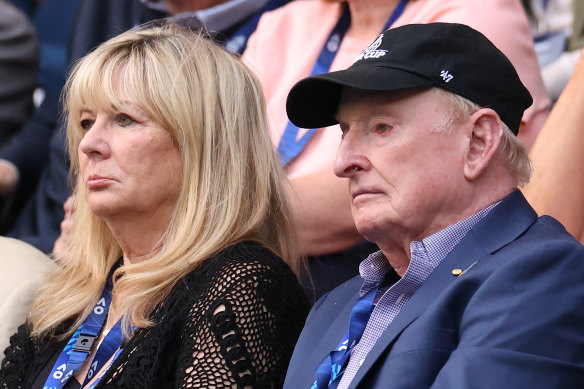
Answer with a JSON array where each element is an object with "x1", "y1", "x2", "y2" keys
[
  {"x1": 297, "y1": 279, "x2": 363, "y2": 384},
  {"x1": 348, "y1": 190, "x2": 538, "y2": 388}
]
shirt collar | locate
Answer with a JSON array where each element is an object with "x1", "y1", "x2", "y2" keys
[{"x1": 359, "y1": 201, "x2": 500, "y2": 291}]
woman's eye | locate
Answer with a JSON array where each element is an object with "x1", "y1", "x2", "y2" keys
[
  {"x1": 375, "y1": 123, "x2": 392, "y2": 134},
  {"x1": 116, "y1": 114, "x2": 135, "y2": 127},
  {"x1": 80, "y1": 119, "x2": 94, "y2": 131}
]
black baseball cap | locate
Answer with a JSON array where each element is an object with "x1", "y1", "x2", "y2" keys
[{"x1": 286, "y1": 22, "x2": 533, "y2": 135}]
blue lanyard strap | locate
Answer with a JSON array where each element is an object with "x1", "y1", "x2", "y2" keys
[
  {"x1": 277, "y1": 0, "x2": 408, "y2": 167},
  {"x1": 311, "y1": 281, "x2": 382, "y2": 389},
  {"x1": 225, "y1": 0, "x2": 289, "y2": 54},
  {"x1": 82, "y1": 320, "x2": 124, "y2": 386},
  {"x1": 44, "y1": 263, "x2": 125, "y2": 389},
  {"x1": 85, "y1": 348, "x2": 124, "y2": 389}
]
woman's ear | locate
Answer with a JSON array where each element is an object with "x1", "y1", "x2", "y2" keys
[{"x1": 464, "y1": 108, "x2": 503, "y2": 181}]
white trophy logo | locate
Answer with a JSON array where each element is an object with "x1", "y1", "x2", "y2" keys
[{"x1": 354, "y1": 34, "x2": 388, "y2": 62}]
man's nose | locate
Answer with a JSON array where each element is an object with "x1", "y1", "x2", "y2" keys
[{"x1": 334, "y1": 131, "x2": 369, "y2": 177}]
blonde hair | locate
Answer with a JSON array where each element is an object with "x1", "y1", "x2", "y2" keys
[
  {"x1": 30, "y1": 24, "x2": 299, "y2": 338},
  {"x1": 432, "y1": 88, "x2": 532, "y2": 186}
]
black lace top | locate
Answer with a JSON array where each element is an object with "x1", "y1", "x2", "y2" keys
[{"x1": 0, "y1": 242, "x2": 310, "y2": 388}]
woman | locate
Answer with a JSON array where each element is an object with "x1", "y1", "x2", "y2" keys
[{"x1": 0, "y1": 23, "x2": 309, "y2": 388}]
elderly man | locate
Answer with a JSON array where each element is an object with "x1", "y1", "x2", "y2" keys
[{"x1": 284, "y1": 23, "x2": 584, "y2": 388}]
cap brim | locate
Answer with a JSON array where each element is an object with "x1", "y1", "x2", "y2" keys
[{"x1": 286, "y1": 66, "x2": 435, "y2": 129}]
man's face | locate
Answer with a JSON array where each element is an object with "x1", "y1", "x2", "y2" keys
[{"x1": 334, "y1": 88, "x2": 471, "y2": 247}]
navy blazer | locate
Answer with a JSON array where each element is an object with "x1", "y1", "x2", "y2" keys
[{"x1": 285, "y1": 190, "x2": 584, "y2": 388}]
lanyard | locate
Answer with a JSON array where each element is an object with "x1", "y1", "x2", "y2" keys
[
  {"x1": 311, "y1": 281, "x2": 383, "y2": 389},
  {"x1": 81, "y1": 321, "x2": 124, "y2": 387},
  {"x1": 277, "y1": 0, "x2": 408, "y2": 167},
  {"x1": 85, "y1": 348, "x2": 124, "y2": 389},
  {"x1": 43, "y1": 264, "x2": 124, "y2": 389},
  {"x1": 224, "y1": 0, "x2": 289, "y2": 54}
]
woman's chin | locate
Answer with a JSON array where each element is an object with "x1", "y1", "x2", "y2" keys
[{"x1": 87, "y1": 200, "x2": 121, "y2": 219}]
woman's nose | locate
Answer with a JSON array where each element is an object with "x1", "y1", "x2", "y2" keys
[{"x1": 78, "y1": 117, "x2": 110, "y2": 160}]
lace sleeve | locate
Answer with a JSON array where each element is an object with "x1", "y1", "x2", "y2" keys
[
  {"x1": 0, "y1": 323, "x2": 35, "y2": 388},
  {"x1": 175, "y1": 256, "x2": 306, "y2": 388}
]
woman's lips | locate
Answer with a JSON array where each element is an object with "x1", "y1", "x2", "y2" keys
[{"x1": 86, "y1": 175, "x2": 113, "y2": 189}]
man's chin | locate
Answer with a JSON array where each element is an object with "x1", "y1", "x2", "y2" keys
[{"x1": 355, "y1": 221, "x2": 385, "y2": 244}]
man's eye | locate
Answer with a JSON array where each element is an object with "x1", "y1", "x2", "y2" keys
[
  {"x1": 80, "y1": 119, "x2": 94, "y2": 131},
  {"x1": 340, "y1": 126, "x2": 349, "y2": 140},
  {"x1": 375, "y1": 123, "x2": 392, "y2": 134},
  {"x1": 116, "y1": 114, "x2": 135, "y2": 127}
]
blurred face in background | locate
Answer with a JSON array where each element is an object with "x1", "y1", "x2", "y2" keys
[{"x1": 141, "y1": 0, "x2": 230, "y2": 14}]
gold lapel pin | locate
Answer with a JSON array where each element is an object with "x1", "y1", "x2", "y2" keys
[{"x1": 452, "y1": 261, "x2": 478, "y2": 277}]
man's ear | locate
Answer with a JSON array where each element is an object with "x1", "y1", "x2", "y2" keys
[{"x1": 464, "y1": 108, "x2": 503, "y2": 181}]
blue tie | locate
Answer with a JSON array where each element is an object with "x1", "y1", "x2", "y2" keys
[{"x1": 311, "y1": 281, "x2": 382, "y2": 389}]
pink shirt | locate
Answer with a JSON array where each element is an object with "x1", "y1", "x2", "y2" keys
[{"x1": 244, "y1": 0, "x2": 550, "y2": 179}]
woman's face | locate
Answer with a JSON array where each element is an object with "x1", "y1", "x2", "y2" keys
[{"x1": 77, "y1": 92, "x2": 183, "y2": 223}]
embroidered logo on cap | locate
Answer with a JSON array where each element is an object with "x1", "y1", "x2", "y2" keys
[
  {"x1": 440, "y1": 70, "x2": 454, "y2": 83},
  {"x1": 354, "y1": 34, "x2": 388, "y2": 62}
]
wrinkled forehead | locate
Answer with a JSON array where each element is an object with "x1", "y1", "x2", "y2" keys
[
  {"x1": 339, "y1": 86, "x2": 436, "y2": 106},
  {"x1": 337, "y1": 87, "x2": 438, "y2": 118}
]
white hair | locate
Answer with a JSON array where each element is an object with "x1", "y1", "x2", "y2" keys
[{"x1": 432, "y1": 88, "x2": 532, "y2": 186}]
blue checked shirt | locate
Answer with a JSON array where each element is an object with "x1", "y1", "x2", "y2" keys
[{"x1": 337, "y1": 202, "x2": 499, "y2": 388}]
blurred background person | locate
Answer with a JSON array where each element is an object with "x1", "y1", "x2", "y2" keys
[
  {"x1": 142, "y1": 0, "x2": 291, "y2": 53},
  {"x1": 0, "y1": 0, "x2": 38, "y2": 145},
  {"x1": 0, "y1": 237, "x2": 56, "y2": 354},
  {"x1": 522, "y1": 0, "x2": 584, "y2": 102},
  {"x1": 0, "y1": 0, "x2": 93, "y2": 241},
  {"x1": 0, "y1": 24, "x2": 308, "y2": 388},
  {"x1": 523, "y1": 49, "x2": 584, "y2": 242}
]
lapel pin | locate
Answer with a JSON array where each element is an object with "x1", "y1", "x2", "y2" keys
[{"x1": 452, "y1": 261, "x2": 479, "y2": 277}]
